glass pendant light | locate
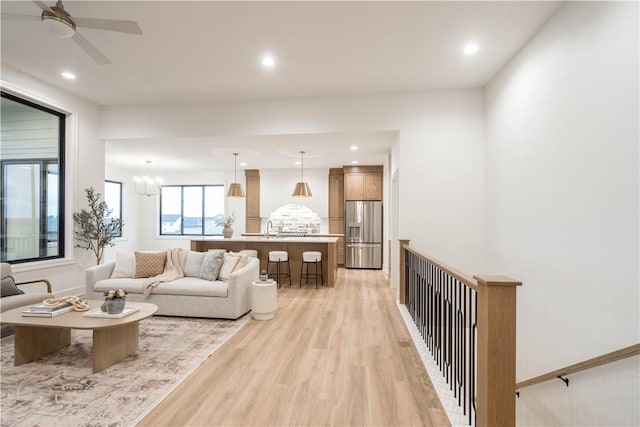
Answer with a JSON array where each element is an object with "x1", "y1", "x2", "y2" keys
[
  {"x1": 227, "y1": 152, "x2": 246, "y2": 198},
  {"x1": 292, "y1": 151, "x2": 312, "y2": 197}
]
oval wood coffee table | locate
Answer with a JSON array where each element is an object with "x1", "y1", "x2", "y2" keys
[{"x1": 1, "y1": 300, "x2": 158, "y2": 373}]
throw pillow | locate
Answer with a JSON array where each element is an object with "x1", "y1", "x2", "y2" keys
[
  {"x1": 218, "y1": 252, "x2": 249, "y2": 282},
  {"x1": 184, "y1": 251, "x2": 206, "y2": 278},
  {"x1": 111, "y1": 252, "x2": 136, "y2": 278},
  {"x1": 133, "y1": 252, "x2": 167, "y2": 278},
  {"x1": 199, "y1": 249, "x2": 226, "y2": 281},
  {"x1": 218, "y1": 254, "x2": 241, "y2": 282},
  {"x1": 228, "y1": 252, "x2": 250, "y2": 270},
  {"x1": 1, "y1": 276, "x2": 24, "y2": 297}
]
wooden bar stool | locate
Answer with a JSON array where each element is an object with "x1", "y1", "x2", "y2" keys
[
  {"x1": 300, "y1": 251, "x2": 323, "y2": 288},
  {"x1": 267, "y1": 251, "x2": 291, "y2": 288}
]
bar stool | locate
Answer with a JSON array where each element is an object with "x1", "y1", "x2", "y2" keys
[
  {"x1": 300, "y1": 251, "x2": 323, "y2": 289},
  {"x1": 240, "y1": 249, "x2": 258, "y2": 258},
  {"x1": 267, "y1": 251, "x2": 291, "y2": 288}
]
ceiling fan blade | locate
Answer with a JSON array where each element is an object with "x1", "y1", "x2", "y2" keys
[
  {"x1": 72, "y1": 32, "x2": 110, "y2": 65},
  {"x1": 74, "y1": 17, "x2": 142, "y2": 35},
  {"x1": 1, "y1": 12, "x2": 40, "y2": 22},
  {"x1": 32, "y1": 0, "x2": 50, "y2": 12}
]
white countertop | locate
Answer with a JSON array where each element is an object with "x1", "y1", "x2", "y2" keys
[{"x1": 194, "y1": 236, "x2": 340, "y2": 244}]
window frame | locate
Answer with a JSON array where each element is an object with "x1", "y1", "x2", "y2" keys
[
  {"x1": 159, "y1": 184, "x2": 225, "y2": 236},
  {"x1": 0, "y1": 91, "x2": 66, "y2": 264},
  {"x1": 104, "y1": 180, "x2": 123, "y2": 238}
]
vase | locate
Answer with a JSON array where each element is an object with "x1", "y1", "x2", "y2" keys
[
  {"x1": 223, "y1": 225, "x2": 233, "y2": 238},
  {"x1": 102, "y1": 298, "x2": 126, "y2": 314}
]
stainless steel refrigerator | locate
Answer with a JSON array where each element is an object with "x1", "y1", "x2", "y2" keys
[{"x1": 345, "y1": 200, "x2": 382, "y2": 269}]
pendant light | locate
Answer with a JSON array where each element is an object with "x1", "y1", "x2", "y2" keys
[
  {"x1": 227, "y1": 152, "x2": 246, "y2": 198},
  {"x1": 133, "y1": 160, "x2": 162, "y2": 197},
  {"x1": 292, "y1": 151, "x2": 312, "y2": 197}
]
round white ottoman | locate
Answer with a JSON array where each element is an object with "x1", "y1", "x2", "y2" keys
[{"x1": 251, "y1": 280, "x2": 277, "y2": 320}]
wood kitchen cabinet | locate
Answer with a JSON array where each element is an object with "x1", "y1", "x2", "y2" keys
[
  {"x1": 363, "y1": 173, "x2": 382, "y2": 200},
  {"x1": 245, "y1": 169, "x2": 261, "y2": 233},
  {"x1": 329, "y1": 169, "x2": 344, "y2": 218},
  {"x1": 343, "y1": 165, "x2": 383, "y2": 201},
  {"x1": 328, "y1": 168, "x2": 345, "y2": 265}
]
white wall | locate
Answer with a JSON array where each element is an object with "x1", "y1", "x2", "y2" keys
[
  {"x1": 485, "y1": 2, "x2": 639, "y2": 425},
  {"x1": 101, "y1": 89, "x2": 487, "y2": 275},
  {"x1": 1, "y1": 64, "x2": 103, "y2": 296}
]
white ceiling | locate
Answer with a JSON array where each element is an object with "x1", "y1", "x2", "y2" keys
[{"x1": 1, "y1": 1, "x2": 563, "y2": 172}]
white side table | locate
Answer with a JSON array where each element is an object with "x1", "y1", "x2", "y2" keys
[{"x1": 251, "y1": 280, "x2": 277, "y2": 320}]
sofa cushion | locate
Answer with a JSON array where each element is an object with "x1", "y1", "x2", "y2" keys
[
  {"x1": 199, "y1": 250, "x2": 225, "y2": 281},
  {"x1": 184, "y1": 251, "x2": 206, "y2": 277},
  {"x1": 134, "y1": 252, "x2": 167, "y2": 278},
  {"x1": 111, "y1": 252, "x2": 135, "y2": 278},
  {"x1": 1, "y1": 276, "x2": 24, "y2": 297},
  {"x1": 150, "y1": 277, "x2": 228, "y2": 298},
  {"x1": 94, "y1": 278, "x2": 147, "y2": 294}
]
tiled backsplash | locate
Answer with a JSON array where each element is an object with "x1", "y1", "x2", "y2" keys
[{"x1": 268, "y1": 204, "x2": 321, "y2": 234}]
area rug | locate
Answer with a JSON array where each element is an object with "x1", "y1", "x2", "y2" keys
[{"x1": 0, "y1": 314, "x2": 250, "y2": 427}]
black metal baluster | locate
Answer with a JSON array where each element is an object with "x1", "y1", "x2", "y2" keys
[{"x1": 420, "y1": 257, "x2": 425, "y2": 340}]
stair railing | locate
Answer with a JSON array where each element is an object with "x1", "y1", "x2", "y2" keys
[{"x1": 399, "y1": 240, "x2": 521, "y2": 427}]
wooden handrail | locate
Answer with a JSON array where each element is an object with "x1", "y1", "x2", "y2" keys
[
  {"x1": 516, "y1": 343, "x2": 640, "y2": 390},
  {"x1": 402, "y1": 243, "x2": 478, "y2": 290}
]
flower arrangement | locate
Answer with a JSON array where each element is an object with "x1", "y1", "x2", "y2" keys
[
  {"x1": 104, "y1": 289, "x2": 127, "y2": 299},
  {"x1": 215, "y1": 212, "x2": 235, "y2": 228}
]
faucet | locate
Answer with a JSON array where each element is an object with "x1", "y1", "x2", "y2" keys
[{"x1": 265, "y1": 220, "x2": 273, "y2": 239}]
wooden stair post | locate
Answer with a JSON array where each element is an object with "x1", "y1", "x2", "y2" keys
[
  {"x1": 398, "y1": 239, "x2": 410, "y2": 304},
  {"x1": 474, "y1": 275, "x2": 522, "y2": 427}
]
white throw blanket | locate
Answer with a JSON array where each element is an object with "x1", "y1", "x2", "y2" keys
[{"x1": 143, "y1": 248, "x2": 187, "y2": 297}]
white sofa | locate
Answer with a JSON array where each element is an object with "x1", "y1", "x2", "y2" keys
[{"x1": 85, "y1": 253, "x2": 259, "y2": 319}]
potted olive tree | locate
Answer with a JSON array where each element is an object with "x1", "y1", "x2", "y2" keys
[{"x1": 73, "y1": 187, "x2": 123, "y2": 265}]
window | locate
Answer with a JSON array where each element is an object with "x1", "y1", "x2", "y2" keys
[
  {"x1": 0, "y1": 91, "x2": 65, "y2": 263},
  {"x1": 104, "y1": 180, "x2": 122, "y2": 237},
  {"x1": 160, "y1": 185, "x2": 225, "y2": 235}
]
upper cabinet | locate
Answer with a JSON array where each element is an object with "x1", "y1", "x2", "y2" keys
[
  {"x1": 328, "y1": 169, "x2": 344, "y2": 218},
  {"x1": 343, "y1": 165, "x2": 383, "y2": 201},
  {"x1": 245, "y1": 169, "x2": 261, "y2": 233}
]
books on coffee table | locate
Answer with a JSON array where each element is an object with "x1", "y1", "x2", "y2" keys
[
  {"x1": 22, "y1": 305, "x2": 74, "y2": 317},
  {"x1": 83, "y1": 306, "x2": 140, "y2": 319},
  {"x1": 28, "y1": 302, "x2": 72, "y2": 312}
]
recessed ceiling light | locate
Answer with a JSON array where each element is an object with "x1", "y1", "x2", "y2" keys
[
  {"x1": 262, "y1": 55, "x2": 275, "y2": 68},
  {"x1": 351, "y1": 160, "x2": 359, "y2": 164},
  {"x1": 61, "y1": 71, "x2": 76, "y2": 80},
  {"x1": 295, "y1": 161, "x2": 301, "y2": 165},
  {"x1": 240, "y1": 162, "x2": 247, "y2": 167},
  {"x1": 463, "y1": 43, "x2": 479, "y2": 55},
  {"x1": 350, "y1": 146, "x2": 358, "y2": 151}
]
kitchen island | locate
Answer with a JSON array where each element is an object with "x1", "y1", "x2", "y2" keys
[{"x1": 191, "y1": 236, "x2": 339, "y2": 287}]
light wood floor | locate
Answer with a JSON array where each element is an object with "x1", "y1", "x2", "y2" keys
[{"x1": 137, "y1": 268, "x2": 449, "y2": 427}]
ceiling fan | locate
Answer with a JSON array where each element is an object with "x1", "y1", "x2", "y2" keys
[{"x1": 1, "y1": 0, "x2": 142, "y2": 65}]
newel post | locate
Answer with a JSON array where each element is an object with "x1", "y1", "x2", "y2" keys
[
  {"x1": 398, "y1": 239, "x2": 410, "y2": 304},
  {"x1": 473, "y1": 275, "x2": 522, "y2": 427}
]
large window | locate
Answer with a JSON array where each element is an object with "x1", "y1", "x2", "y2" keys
[
  {"x1": 160, "y1": 185, "x2": 225, "y2": 235},
  {"x1": 0, "y1": 91, "x2": 65, "y2": 263},
  {"x1": 104, "y1": 180, "x2": 122, "y2": 237}
]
